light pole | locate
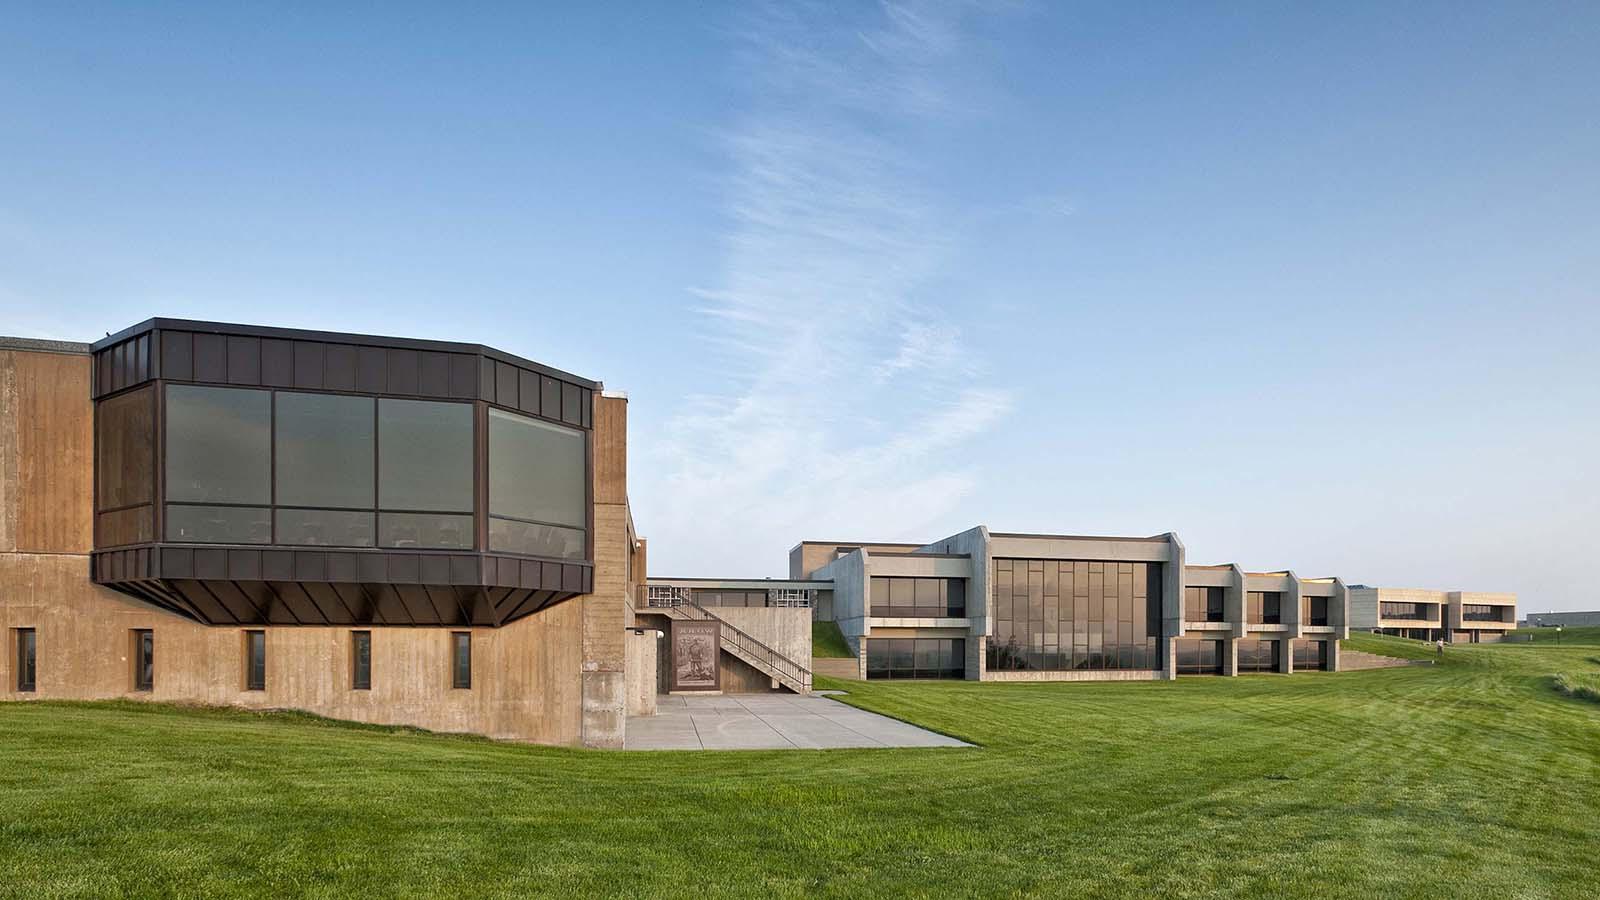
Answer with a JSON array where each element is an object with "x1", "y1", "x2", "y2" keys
[{"x1": 1557, "y1": 625, "x2": 1563, "y2": 646}]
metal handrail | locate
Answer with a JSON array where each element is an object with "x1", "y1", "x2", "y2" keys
[{"x1": 632, "y1": 586, "x2": 813, "y2": 690}]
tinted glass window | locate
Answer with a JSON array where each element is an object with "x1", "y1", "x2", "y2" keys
[
  {"x1": 988, "y1": 559, "x2": 1161, "y2": 672},
  {"x1": 134, "y1": 630, "x2": 154, "y2": 691},
  {"x1": 378, "y1": 512, "x2": 473, "y2": 550},
  {"x1": 16, "y1": 629, "x2": 36, "y2": 692},
  {"x1": 864, "y1": 638, "x2": 966, "y2": 679},
  {"x1": 452, "y1": 632, "x2": 472, "y2": 689},
  {"x1": 352, "y1": 631, "x2": 371, "y2": 690},
  {"x1": 488, "y1": 518, "x2": 584, "y2": 560},
  {"x1": 166, "y1": 505, "x2": 271, "y2": 544},
  {"x1": 97, "y1": 386, "x2": 154, "y2": 509},
  {"x1": 165, "y1": 385, "x2": 271, "y2": 504},
  {"x1": 275, "y1": 509, "x2": 375, "y2": 547},
  {"x1": 488, "y1": 409, "x2": 586, "y2": 527},
  {"x1": 275, "y1": 392, "x2": 374, "y2": 508},
  {"x1": 378, "y1": 399, "x2": 472, "y2": 512},
  {"x1": 245, "y1": 631, "x2": 266, "y2": 690}
]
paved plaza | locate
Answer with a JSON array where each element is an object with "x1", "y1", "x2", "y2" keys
[{"x1": 624, "y1": 693, "x2": 971, "y2": 751}]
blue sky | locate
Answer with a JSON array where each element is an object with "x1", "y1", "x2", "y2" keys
[{"x1": 3, "y1": 2, "x2": 1596, "y2": 609}]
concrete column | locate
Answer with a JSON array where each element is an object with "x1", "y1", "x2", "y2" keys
[
  {"x1": 1222, "y1": 636, "x2": 1239, "y2": 677},
  {"x1": 967, "y1": 635, "x2": 986, "y2": 681},
  {"x1": 857, "y1": 642, "x2": 869, "y2": 680},
  {"x1": 1326, "y1": 640, "x2": 1341, "y2": 673},
  {"x1": 1160, "y1": 635, "x2": 1179, "y2": 681},
  {"x1": 581, "y1": 394, "x2": 631, "y2": 749},
  {"x1": 1278, "y1": 638, "x2": 1294, "y2": 674}
]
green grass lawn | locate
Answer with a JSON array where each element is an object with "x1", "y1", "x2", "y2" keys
[
  {"x1": 4, "y1": 641, "x2": 1599, "y2": 898},
  {"x1": 1510, "y1": 624, "x2": 1600, "y2": 646},
  {"x1": 812, "y1": 620, "x2": 854, "y2": 658}
]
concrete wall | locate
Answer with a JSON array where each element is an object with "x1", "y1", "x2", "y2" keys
[
  {"x1": 813, "y1": 550, "x2": 868, "y2": 657},
  {"x1": 709, "y1": 606, "x2": 812, "y2": 667},
  {"x1": 789, "y1": 541, "x2": 924, "y2": 580},
  {"x1": 624, "y1": 629, "x2": 656, "y2": 716},
  {"x1": 0, "y1": 343, "x2": 634, "y2": 748}
]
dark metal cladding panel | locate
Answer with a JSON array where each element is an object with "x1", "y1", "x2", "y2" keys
[
  {"x1": 324, "y1": 344, "x2": 357, "y2": 391},
  {"x1": 95, "y1": 349, "x2": 112, "y2": 396},
  {"x1": 419, "y1": 554, "x2": 450, "y2": 585},
  {"x1": 520, "y1": 559, "x2": 539, "y2": 590},
  {"x1": 227, "y1": 549, "x2": 262, "y2": 581},
  {"x1": 561, "y1": 383, "x2": 581, "y2": 426},
  {"x1": 162, "y1": 331, "x2": 193, "y2": 381},
  {"x1": 111, "y1": 342, "x2": 127, "y2": 392},
  {"x1": 478, "y1": 357, "x2": 496, "y2": 403},
  {"x1": 387, "y1": 348, "x2": 419, "y2": 396},
  {"x1": 355, "y1": 346, "x2": 386, "y2": 393},
  {"x1": 193, "y1": 332, "x2": 226, "y2": 383},
  {"x1": 261, "y1": 339, "x2": 294, "y2": 387},
  {"x1": 581, "y1": 388, "x2": 592, "y2": 428},
  {"x1": 326, "y1": 552, "x2": 357, "y2": 583},
  {"x1": 294, "y1": 551, "x2": 326, "y2": 582},
  {"x1": 194, "y1": 548, "x2": 227, "y2": 580},
  {"x1": 518, "y1": 371, "x2": 540, "y2": 415},
  {"x1": 134, "y1": 335, "x2": 150, "y2": 384},
  {"x1": 371, "y1": 585, "x2": 412, "y2": 624},
  {"x1": 495, "y1": 362, "x2": 518, "y2": 408},
  {"x1": 262, "y1": 550, "x2": 293, "y2": 582},
  {"x1": 448, "y1": 354, "x2": 477, "y2": 399},
  {"x1": 333, "y1": 583, "x2": 375, "y2": 623},
  {"x1": 273, "y1": 582, "x2": 321, "y2": 624},
  {"x1": 387, "y1": 553, "x2": 420, "y2": 585},
  {"x1": 541, "y1": 561, "x2": 562, "y2": 592},
  {"x1": 393, "y1": 585, "x2": 437, "y2": 623},
  {"x1": 450, "y1": 555, "x2": 478, "y2": 585},
  {"x1": 227, "y1": 336, "x2": 260, "y2": 385},
  {"x1": 162, "y1": 546, "x2": 195, "y2": 579},
  {"x1": 583, "y1": 566, "x2": 594, "y2": 594},
  {"x1": 540, "y1": 377, "x2": 559, "y2": 420},
  {"x1": 293, "y1": 341, "x2": 324, "y2": 389},
  {"x1": 356, "y1": 553, "x2": 385, "y2": 583},
  {"x1": 418, "y1": 351, "x2": 450, "y2": 398},
  {"x1": 562, "y1": 563, "x2": 582, "y2": 593}
]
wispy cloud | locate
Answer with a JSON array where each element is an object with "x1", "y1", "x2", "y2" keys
[{"x1": 639, "y1": 1, "x2": 1016, "y2": 574}]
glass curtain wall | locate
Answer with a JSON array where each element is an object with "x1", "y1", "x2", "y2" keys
[
  {"x1": 158, "y1": 383, "x2": 585, "y2": 560},
  {"x1": 865, "y1": 638, "x2": 965, "y2": 679},
  {"x1": 1246, "y1": 591, "x2": 1282, "y2": 625},
  {"x1": 868, "y1": 578, "x2": 967, "y2": 618},
  {"x1": 988, "y1": 559, "x2": 1161, "y2": 672},
  {"x1": 1184, "y1": 586, "x2": 1225, "y2": 622}
]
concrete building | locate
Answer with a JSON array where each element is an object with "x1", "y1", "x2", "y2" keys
[
  {"x1": 0, "y1": 321, "x2": 662, "y2": 747},
  {"x1": 1349, "y1": 587, "x2": 1518, "y2": 643},
  {"x1": 795, "y1": 527, "x2": 1351, "y2": 681},
  {"x1": 0, "y1": 317, "x2": 1518, "y2": 744}
]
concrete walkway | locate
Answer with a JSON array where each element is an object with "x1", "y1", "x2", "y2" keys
[{"x1": 624, "y1": 693, "x2": 970, "y2": 751}]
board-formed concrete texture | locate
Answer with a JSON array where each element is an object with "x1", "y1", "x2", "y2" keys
[{"x1": 624, "y1": 694, "x2": 971, "y2": 751}]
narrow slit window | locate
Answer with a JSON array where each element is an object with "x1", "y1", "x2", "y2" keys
[
  {"x1": 16, "y1": 629, "x2": 36, "y2": 692},
  {"x1": 352, "y1": 631, "x2": 372, "y2": 691},
  {"x1": 133, "y1": 629, "x2": 154, "y2": 691},
  {"x1": 451, "y1": 632, "x2": 472, "y2": 689},
  {"x1": 245, "y1": 630, "x2": 266, "y2": 691}
]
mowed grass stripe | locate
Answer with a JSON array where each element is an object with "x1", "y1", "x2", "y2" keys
[{"x1": 1, "y1": 636, "x2": 1597, "y2": 898}]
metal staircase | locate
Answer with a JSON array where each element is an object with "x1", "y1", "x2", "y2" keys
[{"x1": 638, "y1": 587, "x2": 813, "y2": 694}]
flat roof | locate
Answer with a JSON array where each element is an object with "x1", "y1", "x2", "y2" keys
[
  {"x1": 93, "y1": 318, "x2": 600, "y2": 389},
  {"x1": 646, "y1": 577, "x2": 830, "y2": 590},
  {"x1": 0, "y1": 336, "x2": 93, "y2": 355},
  {"x1": 989, "y1": 531, "x2": 1171, "y2": 543}
]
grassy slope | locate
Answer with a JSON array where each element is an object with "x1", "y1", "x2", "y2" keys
[
  {"x1": 812, "y1": 620, "x2": 854, "y2": 658},
  {"x1": 1510, "y1": 624, "x2": 1600, "y2": 646},
  {"x1": 3, "y1": 644, "x2": 1599, "y2": 898}
]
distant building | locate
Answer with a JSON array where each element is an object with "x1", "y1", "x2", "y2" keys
[
  {"x1": 1521, "y1": 611, "x2": 1600, "y2": 628},
  {"x1": 1348, "y1": 586, "x2": 1517, "y2": 643}
]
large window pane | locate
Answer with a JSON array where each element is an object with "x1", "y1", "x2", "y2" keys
[
  {"x1": 166, "y1": 385, "x2": 271, "y2": 504},
  {"x1": 993, "y1": 558, "x2": 1163, "y2": 672},
  {"x1": 275, "y1": 392, "x2": 374, "y2": 508},
  {"x1": 97, "y1": 386, "x2": 154, "y2": 509},
  {"x1": 379, "y1": 399, "x2": 472, "y2": 512},
  {"x1": 166, "y1": 504, "x2": 270, "y2": 544},
  {"x1": 488, "y1": 517, "x2": 584, "y2": 559},
  {"x1": 378, "y1": 512, "x2": 473, "y2": 549},
  {"x1": 275, "y1": 509, "x2": 375, "y2": 547},
  {"x1": 488, "y1": 409, "x2": 585, "y2": 527}
]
